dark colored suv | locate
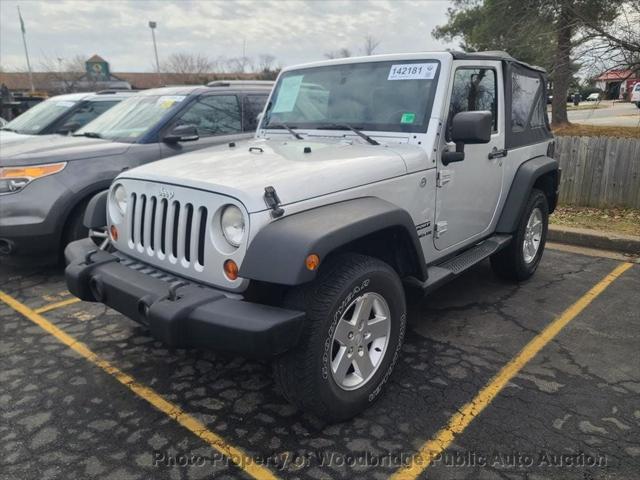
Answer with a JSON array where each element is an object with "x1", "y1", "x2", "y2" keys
[{"x1": 0, "y1": 82, "x2": 272, "y2": 256}]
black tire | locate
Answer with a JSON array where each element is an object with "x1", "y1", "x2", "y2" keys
[
  {"x1": 491, "y1": 188, "x2": 549, "y2": 281},
  {"x1": 62, "y1": 201, "x2": 90, "y2": 253},
  {"x1": 273, "y1": 253, "x2": 406, "y2": 422}
]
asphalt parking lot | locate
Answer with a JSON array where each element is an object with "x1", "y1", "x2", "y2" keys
[{"x1": 1, "y1": 248, "x2": 639, "y2": 480}]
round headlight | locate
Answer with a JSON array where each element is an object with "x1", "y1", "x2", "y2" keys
[
  {"x1": 220, "y1": 205, "x2": 245, "y2": 247},
  {"x1": 113, "y1": 184, "x2": 128, "y2": 215}
]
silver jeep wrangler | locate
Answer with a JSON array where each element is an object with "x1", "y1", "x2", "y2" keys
[{"x1": 65, "y1": 51, "x2": 559, "y2": 421}]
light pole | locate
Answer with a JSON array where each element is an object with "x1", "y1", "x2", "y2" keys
[{"x1": 148, "y1": 21, "x2": 161, "y2": 82}]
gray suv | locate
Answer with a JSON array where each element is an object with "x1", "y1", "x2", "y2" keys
[{"x1": 0, "y1": 83, "x2": 271, "y2": 256}]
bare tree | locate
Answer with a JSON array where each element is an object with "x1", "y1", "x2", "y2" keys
[
  {"x1": 257, "y1": 54, "x2": 276, "y2": 73},
  {"x1": 38, "y1": 54, "x2": 87, "y2": 93},
  {"x1": 362, "y1": 34, "x2": 381, "y2": 56},
  {"x1": 324, "y1": 48, "x2": 352, "y2": 59},
  {"x1": 573, "y1": 1, "x2": 640, "y2": 79},
  {"x1": 226, "y1": 56, "x2": 253, "y2": 74},
  {"x1": 161, "y1": 52, "x2": 214, "y2": 83}
]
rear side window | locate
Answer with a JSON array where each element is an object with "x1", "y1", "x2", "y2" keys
[
  {"x1": 242, "y1": 95, "x2": 268, "y2": 131},
  {"x1": 448, "y1": 68, "x2": 497, "y2": 138},
  {"x1": 176, "y1": 95, "x2": 241, "y2": 136},
  {"x1": 511, "y1": 73, "x2": 542, "y2": 132}
]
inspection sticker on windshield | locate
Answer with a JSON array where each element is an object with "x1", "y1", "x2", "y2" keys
[
  {"x1": 156, "y1": 95, "x2": 186, "y2": 109},
  {"x1": 388, "y1": 63, "x2": 438, "y2": 80}
]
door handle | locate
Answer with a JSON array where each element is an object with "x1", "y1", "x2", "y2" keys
[{"x1": 488, "y1": 148, "x2": 508, "y2": 159}]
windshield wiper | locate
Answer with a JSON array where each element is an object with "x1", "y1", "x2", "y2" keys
[
  {"x1": 316, "y1": 123, "x2": 379, "y2": 145},
  {"x1": 266, "y1": 123, "x2": 303, "y2": 140},
  {"x1": 73, "y1": 131, "x2": 102, "y2": 139},
  {"x1": 0, "y1": 127, "x2": 17, "y2": 132}
]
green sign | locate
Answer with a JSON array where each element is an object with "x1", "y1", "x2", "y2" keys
[{"x1": 86, "y1": 61, "x2": 110, "y2": 80}]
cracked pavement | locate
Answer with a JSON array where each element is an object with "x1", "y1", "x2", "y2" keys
[{"x1": 1, "y1": 249, "x2": 638, "y2": 479}]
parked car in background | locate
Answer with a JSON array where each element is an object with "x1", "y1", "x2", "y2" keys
[
  {"x1": 65, "y1": 51, "x2": 558, "y2": 421},
  {"x1": 0, "y1": 82, "x2": 272, "y2": 257},
  {"x1": 0, "y1": 90, "x2": 136, "y2": 145},
  {"x1": 631, "y1": 82, "x2": 640, "y2": 108},
  {"x1": 586, "y1": 92, "x2": 600, "y2": 101}
]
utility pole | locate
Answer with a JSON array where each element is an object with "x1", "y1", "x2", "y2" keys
[
  {"x1": 148, "y1": 21, "x2": 161, "y2": 84},
  {"x1": 18, "y1": 6, "x2": 35, "y2": 93}
]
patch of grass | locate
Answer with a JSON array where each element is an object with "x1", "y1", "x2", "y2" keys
[
  {"x1": 552, "y1": 123, "x2": 640, "y2": 139},
  {"x1": 550, "y1": 206, "x2": 640, "y2": 236}
]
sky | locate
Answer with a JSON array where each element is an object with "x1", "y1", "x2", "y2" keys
[{"x1": 0, "y1": 0, "x2": 456, "y2": 73}]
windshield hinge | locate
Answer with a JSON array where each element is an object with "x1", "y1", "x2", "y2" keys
[
  {"x1": 264, "y1": 186, "x2": 284, "y2": 218},
  {"x1": 437, "y1": 170, "x2": 452, "y2": 188}
]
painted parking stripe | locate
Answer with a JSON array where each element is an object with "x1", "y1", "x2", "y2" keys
[
  {"x1": 0, "y1": 290, "x2": 280, "y2": 480},
  {"x1": 35, "y1": 297, "x2": 81, "y2": 314},
  {"x1": 391, "y1": 261, "x2": 633, "y2": 480}
]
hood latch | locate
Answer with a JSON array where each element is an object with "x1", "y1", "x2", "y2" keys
[{"x1": 264, "y1": 186, "x2": 284, "y2": 218}]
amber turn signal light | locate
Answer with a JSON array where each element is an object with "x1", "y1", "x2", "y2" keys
[
  {"x1": 110, "y1": 225, "x2": 118, "y2": 241},
  {"x1": 305, "y1": 254, "x2": 320, "y2": 271},
  {"x1": 224, "y1": 259, "x2": 239, "y2": 280}
]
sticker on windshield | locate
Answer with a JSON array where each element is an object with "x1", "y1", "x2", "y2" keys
[
  {"x1": 55, "y1": 101, "x2": 76, "y2": 108},
  {"x1": 400, "y1": 112, "x2": 416, "y2": 124},
  {"x1": 273, "y1": 75, "x2": 304, "y2": 113},
  {"x1": 388, "y1": 63, "x2": 438, "y2": 81},
  {"x1": 156, "y1": 95, "x2": 186, "y2": 109}
]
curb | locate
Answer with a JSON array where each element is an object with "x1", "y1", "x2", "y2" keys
[{"x1": 548, "y1": 225, "x2": 640, "y2": 255}]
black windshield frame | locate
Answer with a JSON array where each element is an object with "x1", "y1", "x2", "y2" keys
[{"x1": 263, "y1": 59, "x2": 441, "y2": 134}]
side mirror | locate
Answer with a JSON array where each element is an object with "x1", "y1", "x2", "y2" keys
[
  {"x1": 58, "y1": 122, "x2": 80, "y2": 135},
  {"x1": 163, "y1": 124, "x2": 199, "y2": 144},
  {"x1": 256, "y1": 112, "x2": 263, "y2": 125},
  {"x1": 442, "y1": 111, "x2": 492, "y2": 165}
]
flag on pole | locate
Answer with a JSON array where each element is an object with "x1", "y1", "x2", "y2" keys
[{"x1": 18, "y1": 7, "x2": 26, "y2": 33}]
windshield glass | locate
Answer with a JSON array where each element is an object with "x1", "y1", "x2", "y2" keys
[
  {"x1": 76, "y1": 94, "x2": 186, "y2": 141},
  {"x1": 263, "y1": 60, "x2": 440, "y2": 133},
  {"x1": 2, "y1": 98, "x2": 78, "y2": 134}
]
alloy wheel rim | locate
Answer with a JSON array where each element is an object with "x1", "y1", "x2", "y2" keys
[
  {"x1": 330, "y1": 292, "x2": 391, "y2": 391},
  {"x1": 523, "y1": 207, "x2": 543, "y2": 264}
]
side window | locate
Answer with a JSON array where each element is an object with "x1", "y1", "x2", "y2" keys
[
  {"x1": 176, "y1": 95, "x2": 241, "y2": 136},
  {"x1": 511, "y1": 72, "x2": 541, "y2": 132},
  {"x1": 65, "y1": 101, "x2": 119, "y2": 128},
  {"x1": 242, "y1": 95, "x2": 268, "y2": 131},
  {"x1": 448, "y1": 68, "x2": 497, "y2": 138}
]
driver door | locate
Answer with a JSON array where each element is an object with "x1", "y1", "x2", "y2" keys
[{"x1": 434, "y1": 61, "x2": 505, "y2": 251}]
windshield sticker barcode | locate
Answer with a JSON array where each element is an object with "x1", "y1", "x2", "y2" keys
[{"x1": 388, "y1": 63, "x2": 438, "y2": 81}]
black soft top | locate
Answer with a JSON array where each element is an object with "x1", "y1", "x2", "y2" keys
[{"x1": 451, "y1": 50, "x2": 547, "y2": 74}]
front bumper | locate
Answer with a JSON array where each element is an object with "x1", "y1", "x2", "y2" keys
[{"x1": 64, "y1": 239, "x2": 305, "y2": 358}]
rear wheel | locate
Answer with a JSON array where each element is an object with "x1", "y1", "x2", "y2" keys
[
  {"x1": 273, "y1": 253, "x2": 406, "y2": 422},
  {"x1": 491, "y1": 188, "x2": 549, "y2": 281}
]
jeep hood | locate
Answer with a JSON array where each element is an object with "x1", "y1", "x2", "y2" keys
[
  {"x1": 0, "y1": 134, "x2": 130, "y2": 166},
  {"x1": 121, "y1": 138, "x2": 413, "y2": 212}
]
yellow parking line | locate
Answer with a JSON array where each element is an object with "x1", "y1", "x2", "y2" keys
[
  {"x1": 391, "y1": 261, "x2": 633, "y2": 480},
  {"x1": 0, "y1": 290, "x2": 280, "y2": 480},
  {"x1": 35, "y1": 297, "x2": 81, "y2": 314}
]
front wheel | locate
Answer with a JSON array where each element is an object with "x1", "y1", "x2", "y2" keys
[
  {"x1": 273, "y1": 253, "x2": 406, "y2": 422},
  {"x1": 491, "y1": 188, "x2": 549, "y2": 281}
]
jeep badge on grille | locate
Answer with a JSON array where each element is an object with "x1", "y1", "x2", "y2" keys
[{"x1": 158, "y1": 187, "x2": 174, "y2": 200}]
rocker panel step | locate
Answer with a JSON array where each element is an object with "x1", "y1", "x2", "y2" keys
[{"x1": 406, "y1": 234, "x2": 512, "y2": 294}]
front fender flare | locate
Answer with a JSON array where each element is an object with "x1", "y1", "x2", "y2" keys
[{"x1": 239, "y1": 197, "x2": 427, "y2": 285}]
